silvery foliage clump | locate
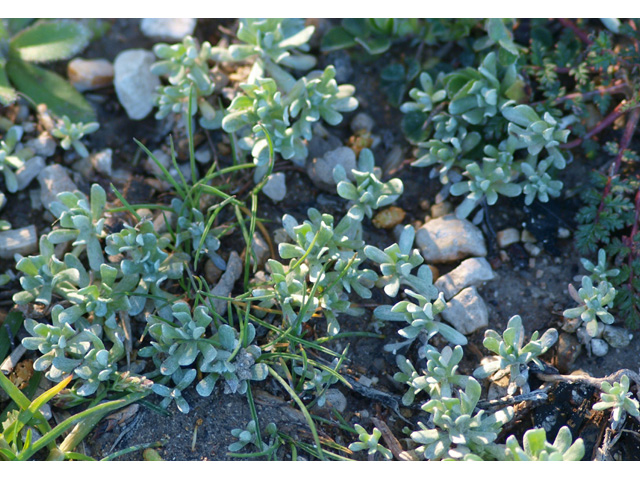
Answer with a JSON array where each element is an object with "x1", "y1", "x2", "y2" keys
[
  {"x1": 222, "y1": 67, "x2": 358, "y2": 180},
  {"x1": 14, "y1": 183, "x2": 191, "y2": 396},
  {"x1": 293, "y1": 361, "x2": 340, "y2": 407},
  {"x1": 582, "y1": 248, "x2": 620, "y2": 283},
  {"x1": 564, "y1": 275, "x2": 616, "y2": 339},
  {"x1": 151, "y1": 35, "x2": 221, "y2": 127},
  {"x1": 104, "y1": 220, "x2": 188, "y2": 320},
  {"x1": 374, "y1": 287, "x2": 467, "y2": 354},
  {"x1": 51, "y1": 115, "x2": 99, "y2": 158},
  {"x1": 592, "y1": 375, "x2": 640, "y2": 427},
  {"x1": 473, "y1": 315, "x2": 558, "y2": 395},
  {"x1": 171, "y1": 198, "x2": 226, "y2": 269},
  {"x1": 219, "y1": 18, "x2": 317, "y2": 71},
  {"x1": 256, "y1": 201, "x2": 378, "y2": 336},
  {"x1": 140, "y1": 303, "x2": 267, "y2": 414},
  {"x1": 47, "y1": 183, "x2": 107, "y2": 271},
  {"x1": 394, "y1": 346, "x2": 468, "y2": 405},
  {"x1": 1, "y1": 125, "x2": 34, "y2": 193},
  {"x1": 214, "y1": 19, "x2": 357, "y2": 180},
  {"x1": 333, "y1": 148, "x2": 404, "y2": 221},
  {"x1": 229, "y1": 420, "x2": 279, "y2": 453},
  {"x1": 364, "y1": 225, "x2": 438, "y2": 298},
  {"x1": 504, "y1": 426, "x2": 585, "y2": 461},
  {"x1": 349, "y1": 424, "x2": 393, "y2": 460},
  {"x1": 410, "y1": 377, "x2": 513, "y2": 460},
  {"x1": 22, "y1": 304, "x2": 124, "y2": 396},
  {"x1": 402, "y1": 22, "x2": 569, "y2": 219}
]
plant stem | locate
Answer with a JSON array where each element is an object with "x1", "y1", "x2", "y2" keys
[
  {"x1": 558, "y1": 19, "x2": 593, "y2": 45},
  {"x1": 561, "y1": 100, "x2": 628, "y2": 150}
]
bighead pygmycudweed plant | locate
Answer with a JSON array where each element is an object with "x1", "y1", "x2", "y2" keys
[{"x1": 2, "y1": 17, "x2": 640, "y2": 461}]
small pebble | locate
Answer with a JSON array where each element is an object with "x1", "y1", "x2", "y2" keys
[
  {"x1": 372, "y1": 206, "x2": 405, "y2": 229},
  {"x1": 90, "y1": 149, "x2": 113, "y2": 176},
  {"x1": 590, "y1": 338, "x2": 609, "y2": 357},
  {"x1": 140, "y1": 18, "x2": 197, "y2": 42},
  {"x1": 430, "y1": 201, "x2": 452, "y2": 218},
  {"x1": 25, "y1": 132, "x2": 57, "y2": 158},
  {"x1": 113, "y1": 49, "x2": 160, "y2": 120},
  {"x1": 194, "y1": 147, "x2": 211, "y2": 164},
  {"x1": 523, "y1": 242, "x2": 541, "y2": 257},
  {"x1": 496, "y1": 228, "x2": 520, "y2": 248},
  {"x1": 0, "y1": 225, "x2": 38, "y2": 258},
  {"x1": 557, "y1": 227, "x2": 571, "y2": 239},
  {"x1": 262, "y1": 172, "x2": 286, "y2": 203},
  {"x1": 67, "y1": 58, "x2": 114, "y2": 92},
  {"x1": 521, "y1": 229, "x2": 537, "y2": 243}
]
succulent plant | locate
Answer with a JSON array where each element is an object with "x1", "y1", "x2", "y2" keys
[
  {"x1": 349, "y1": 424, "x2": 393, "y2": 460},
  {"x1": 411, "y1": 377, "x2": 513, "y2": 460},
  {"x1": 502, "y1": 104, "x2": 570, "y2": 169},
  {"x1": 374, "y1": 288, "x2": 467, "y2": 353},
  {"x1": 288, "y1": 65, "x2": 358, "y2": 140},
  {"x1": 13, "y1": 236, "x2": 87, "y2": 306},
  {"x1": 293, "y1": 360, "x2": 340, "y2": 406},
  {"x1": 518, "y1": 155, "x2": 564, "y2": 205},
  {"x1": 504, "y1": 426, "x2": 585, "y2": 461},
  {"x1": 51, "y1": 115, "x2": 99, "y2": 158},
  {"x1": 450, "y1": 148, "x2": 521, "y2": 219},
  {"x1": 321, "y1": 18, "x2": 420, "y2": 55},
  {"x1": 581, "y1": 248, "x2": 620, "y2": 283},
  {"x1": 416, "y1": 345, "x2": 468, "y2": 399},
  {"x1": 364, "y1": 225, "x2": 435, "y2": 298},
  {"x1": 196, "y1": 323, "x2": 268, "y2": 396},
  {"x1": 172, "y1": 198, "x2": 226, "y2": 269},
  {"x1": 564, "y1": 276, "x2": 616, "y2": 338},
  {"x1": 473, "y1": 315, "x2": 558, "y2": 394},
  {"x1": 47, "y1": 184, "x2": 107, "y2": 272},
  {"x1": 592, "y1": 375, "x2": 640, "y2": 426},
  {"x1": 400, "y1": 72, "x2": 447, "y2": 116},
  {"x1": 151, "y1": 35, "x2": 219, "y2": 125},
  {"x1": 0, "y1": 125, "x2": 33, "y2": 193},
  {"x1": 224, "y1": 19, "x2": 316, "y2": 71},
  {"x1": 151, "y1": 368, "x2": 196, "y2": 414},
  {"x1": 139, "y1": 303, "x2": 217, "y2": 380},
  {"x1": 105, "y1": 220, "x2": 187, "y2": 318},
  {"x1": 333, "y1": 148, "x2": 404, "y2": 221},
  {"x1": 229, "y1": 420, "x2": 278, "y2": 453}
]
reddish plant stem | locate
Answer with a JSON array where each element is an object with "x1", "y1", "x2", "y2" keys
[
  {"x1": 532, "y1": 82, "x2": 628, "y2": 107},
  {"x1": 593, "y1": 106, "x2": 640, "y2": 226},
  {"x1": 561, "y1": 101, "x2": 628, "y2": 150},
  {"x1": 558, "y1": 18, "x2": 593, "y2": 45}
]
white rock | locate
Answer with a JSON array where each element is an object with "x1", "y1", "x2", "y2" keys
[
  {"x1": 435, "y1": 257, "x2": 495, "y2": 300},
  {"x1": 113, "y1": 49, "x2": 160, "y2": 120},
  {"x1": 602, "y1": 325, "x2": 632, "y2": 349},
  {"x1": 194, "y1": 147, "x2": 211, "y2": 164},
  {"x1": 140, "y1": 19, "x2": 197, "y2": 42},
  {"x1": 145, "y1": 149, "x2": 171, "y2": 177},
  {"x1": 210, "y1": 251, "x2": 242, "y2": 316},
  {"x1": 523, "y1": 242, "x2": 542, "y2": 257},
  {"x1": 16, "y1": 156, "x2": 45, "y2": 191},
  {"x1": 440, "y1": 286, "x2": 488, "y2": 335},
  {"x1": 590, "y1": 338, "x2": 609, "y2": 357},
  {"x1": 496, "y1": 228, "x2": 520, "y2": 248},
  {"x1": 416, "y1": 215, "x2": 487, "y2": 264},
  {"x1": 25, "y1": 132, "x2": 57, "y2": 158},
  {"x1": 262, "y1": 172, "x2": 286, "y2": 203},
  {"x1": 68, "y1": 58, "x2": 114, "y2": 92},
  {"x1": 38, "y1": 165, "x2": 78, "y2": 213},
  {"x1": 0, "y1": 225, "x2": 37, "y2": 259},
  {"x1": 324, "y1": 388, "x2": 347, "y2": 412},
  {"x1": 90, "y1": 149, "x2": 113, "y2": 177},
  {"x1": 306, "y1": 146, "x2": 356, "y2": 192}
]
